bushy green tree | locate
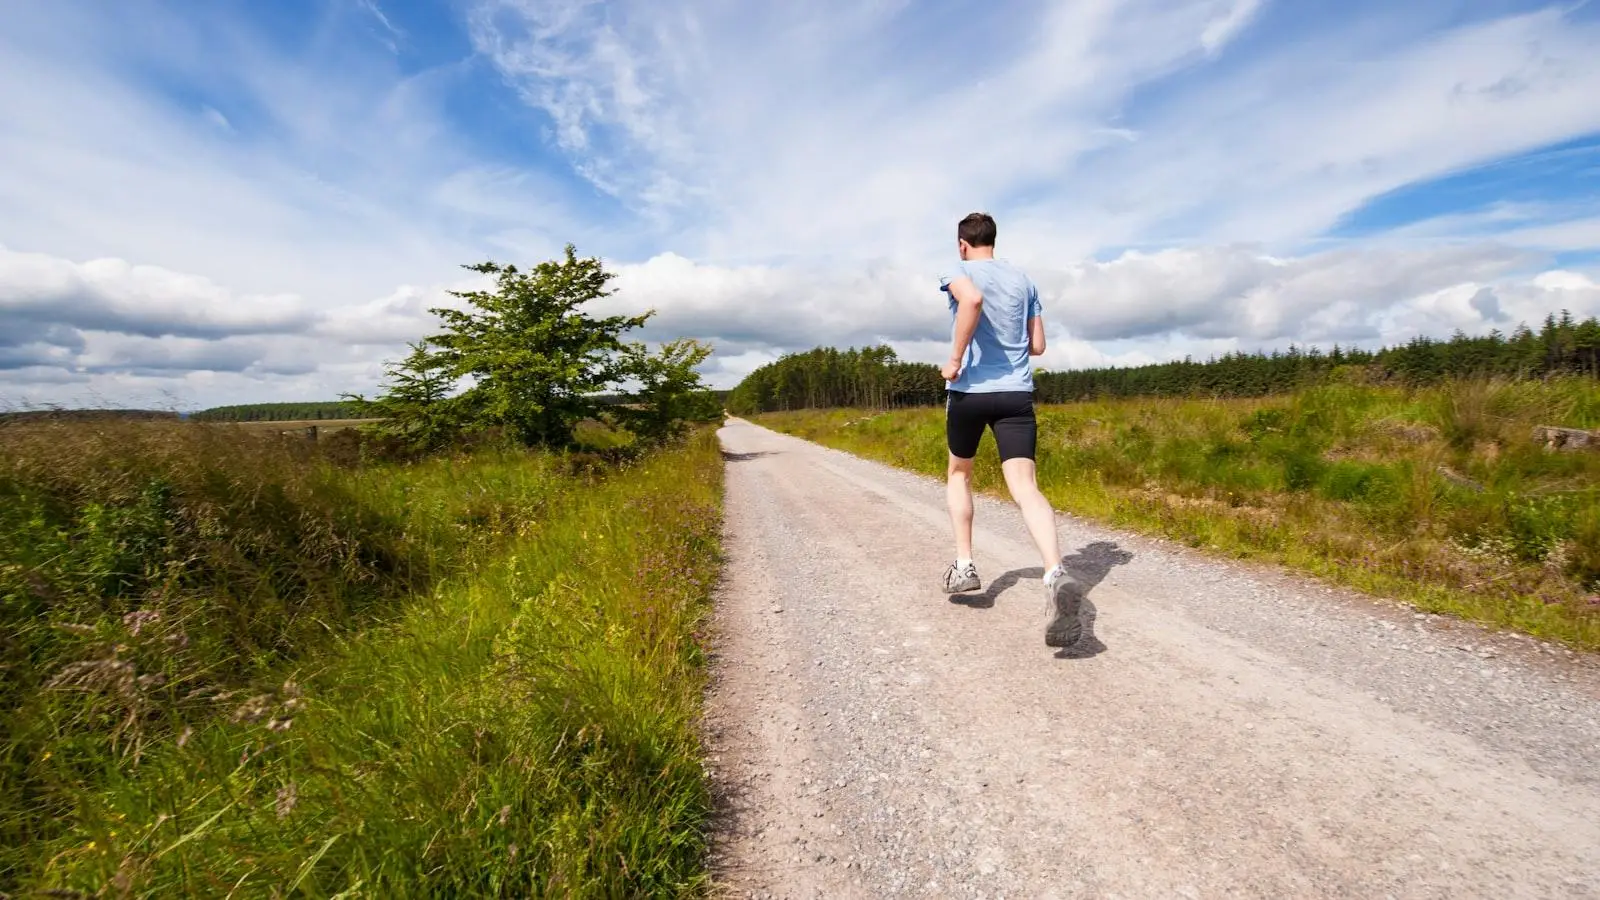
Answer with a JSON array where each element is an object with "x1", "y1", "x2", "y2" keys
[
  {"x1": 349, "y1": 246, "x2": 717, "y2": 450},
  {"x1": 345, "y1": 342, "x2": 459, "y2": 451},
  {"x1": 612, "y1": 339, "x2": 724, "y2": 444}
]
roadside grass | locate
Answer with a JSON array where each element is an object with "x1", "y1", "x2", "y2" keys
[
  {"x1": 3, "y1": 418, "x2": 722, "y2": 896},
  {"x1": 758, "y1": 378, "x2": 1600, "y2": 650}
]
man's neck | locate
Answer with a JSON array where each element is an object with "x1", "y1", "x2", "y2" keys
[{"x1": 965, "y1": 248, "x2": 995, "y2": 261}]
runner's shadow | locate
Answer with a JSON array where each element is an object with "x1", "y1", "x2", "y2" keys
[
  {"x1": 721, "y1": 450, "x2": 777, "y2": 462},
  {"x1": 1054, "y1": 541, "x2": 1134, "y2": 660}
]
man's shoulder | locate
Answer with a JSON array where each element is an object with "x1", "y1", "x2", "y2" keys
[
  {"x1": 939, "y1": 261, "x2": 973, "y2": 289},
  {"x1": 994, "y1": 258, "x2": 1032, "y2": 279}
]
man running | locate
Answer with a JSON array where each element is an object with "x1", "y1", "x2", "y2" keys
[{"x1": 938, "y1": 212, "x2": 1080, "y2": 647}]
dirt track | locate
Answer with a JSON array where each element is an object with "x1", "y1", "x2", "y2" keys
[{"x1": 702, "y1": 418, "x2": 1600, "y2": 899}]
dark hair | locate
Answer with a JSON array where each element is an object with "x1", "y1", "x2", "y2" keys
[{"x1": 958, "y1": 212, "x2": 997, "y2": 248}]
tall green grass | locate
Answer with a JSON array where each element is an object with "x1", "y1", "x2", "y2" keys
[
  {"x1": 760, "y1": 379, "x2": 1600, "y2": 649},
  {"x1": 3, "y1": 419, "x2": 722, "y2": 896}
]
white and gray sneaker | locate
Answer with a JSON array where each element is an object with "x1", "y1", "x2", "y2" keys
[
  {"x1": 942, "y1": 561, "x2": 981, "y2": 593},
  {"x1": 1044, "y1": 565, "x2": 1083, "y2": 648}
]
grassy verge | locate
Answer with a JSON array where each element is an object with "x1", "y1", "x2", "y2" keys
[
  {"x1": 758, "y1": 379, "x2": 1600, "y2": 650},
  {"x1": 4, "y1": 419, "x2": 722, "y2": 896}
]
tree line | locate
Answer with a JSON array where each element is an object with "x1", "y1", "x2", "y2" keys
[
  {"x1": 727, "y1": 311, "x2": 1600, "y2": 412},
  {"x1": 726, "y1": 347, "x2": 949, "y2": 414},
  {"x1": 191, "y1": 402, "x2": 361, "y2": 422}
]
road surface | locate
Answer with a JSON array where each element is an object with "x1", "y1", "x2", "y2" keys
[{"x1": 703, "y1": 419, "x2": 1600, "y2": 899}]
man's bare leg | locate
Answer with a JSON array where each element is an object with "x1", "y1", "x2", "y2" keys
[
  {"x1": 1000, "y1": 457, "x2": 1062, "y2": 572},
  {"x1": 1004, "y1": 457, "x2": 1082, "y2": 646},
  {"x1": 947, "y1": 453, "x2": 976, "y2": 562}
]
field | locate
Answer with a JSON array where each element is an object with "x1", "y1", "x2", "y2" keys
[
  {"x1": 1, "y1": 417, "x2": 722, "y2": 896},
  {"x1": 758, "y1": 378, "x2": 1600, "y2": 649}
]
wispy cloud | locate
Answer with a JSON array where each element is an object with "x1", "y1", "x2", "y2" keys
[
  {"x1": 466, "y1": 1, "x2": 1600, "y2": 264},
  {"x1": 355, "y1": 0, "x2": 403, "y2": 53},
  {"x1": 357, "y1": 0, "x2": 402, "y2": 37},
  {"x1": 1201, "y1": 0, "x2": 1263, "y2": 55},
  {"x1": 201, "y1": 105, "x2": 233, "y2": 132}
]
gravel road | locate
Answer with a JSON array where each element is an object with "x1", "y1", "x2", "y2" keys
[{"x1": 702, "y1": 418, "x2": 1600, "y2": 899}]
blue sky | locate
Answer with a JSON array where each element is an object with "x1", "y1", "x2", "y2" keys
[{"x1": 1, "y1": 0, "x2": 1598, "y2": 407}]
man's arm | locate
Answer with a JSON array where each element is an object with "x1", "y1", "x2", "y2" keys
[
  {"x1": 943, "y1": 276, "x2": 983, "y2": 381},
  {"x1": 1029, "y1": 314, "x2": 1046, "y2": 356}
]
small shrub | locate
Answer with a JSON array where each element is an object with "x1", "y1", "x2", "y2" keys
[
  {"x1": 1241, "y1": 408, "x2": 1289, "y2": 442},
  {"x1": 1504, "y1": 493, "x2": 1580, "y2": 564},
  {"x1": 1280, "y1": 446, "x2": 1327, "y2": 492},
  {"x1": 1319, "y1": 461, "x2": 1394, "y2": 502},
  {"x1": 1432, "y1": 378, "x2": 1511, "y2": 451}
]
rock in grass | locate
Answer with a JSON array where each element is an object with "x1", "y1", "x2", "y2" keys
[
  {"x1": 1533, "y1": 425, "x2": 1597, "y2": 452},
  {"x1": 1436, "y1": 466, "x2": 1484, "y2": 493}
]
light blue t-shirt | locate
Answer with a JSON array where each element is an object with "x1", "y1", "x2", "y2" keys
[{"x1": 940, "y1": 259, "x2": 1042, "y2": 394}]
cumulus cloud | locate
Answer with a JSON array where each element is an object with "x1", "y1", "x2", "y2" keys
[
  {"x1": 1034, "y1": 243, "x2": 1535, "y2": 343},
  {"x1": 0, "y1": 246, "x2": 416, "y2": 402},
  {"x1": 0, "y1": 247, "x2": 315, "y2": 340},
  {"x1": 599, "y1": 254, "x2": 941, "y2": 351},
  {"x1": 596, "y1": 243, "x2": 1600, "y2": 386}
]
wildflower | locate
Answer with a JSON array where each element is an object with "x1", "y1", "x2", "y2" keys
[
  {"x1": 122, "y1": 609, "x2": 161, "y2": 636},
  {"x1": 276, "y1": 783, "x2": 298, "y2": 819},
  {"x1": 230, "y1": 694, "x2": 273, "y2": 724}
]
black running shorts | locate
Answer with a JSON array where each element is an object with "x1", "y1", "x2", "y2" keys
[{"x1": 945, "y1": 390, "x2": 1037, "y2": 461}]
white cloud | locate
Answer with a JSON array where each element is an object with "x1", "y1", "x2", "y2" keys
[
  {"x1": 356, "y1": 0, "x2": 402, "y2": 39},
  {"x1": 0, "y1": 247, "x2": 315, "y2": 339},
  {"x1": 0, "y1": 245, "x2": 450, "y2": 407},
  {"x1": 594, "y1": 241, "x2": 1596, "y2": 388},
  {"x1": 1495, "y1": 218, "x2": 1600, "y2": 253},
  {"x1": 1201, "y1": 0, "x2": 1263, "y2": 55}
]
